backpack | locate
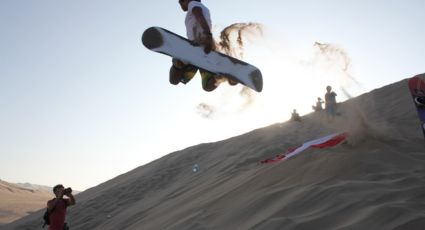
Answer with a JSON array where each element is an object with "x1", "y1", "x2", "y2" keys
[{"x1": 42, "y1": 208, "x2": 51, "y2": 228}]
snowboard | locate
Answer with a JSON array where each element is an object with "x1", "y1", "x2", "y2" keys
[
  {"x1": 141, "y1": 26, "x2": 263, "y2": 92},
  {"x1": 408, "y1": 73, "x2": 425, "y2": 138}
]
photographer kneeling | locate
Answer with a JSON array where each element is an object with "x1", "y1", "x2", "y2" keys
[{"x1": 46, "y1": 184, "x2": 76, "y2": 230}]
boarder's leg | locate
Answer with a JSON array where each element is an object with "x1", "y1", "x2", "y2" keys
[
  {"x1": 169, "y1": 58, "x2": 197, "y2": 85},
  {"x1": 200, "y1": 70, "x2": 218, "y2": 92},
  {"x1": 169, "y1": 65, "x2": 183, "y2": 85}
]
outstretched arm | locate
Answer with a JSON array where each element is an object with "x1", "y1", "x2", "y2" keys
[{"x1": 192, "y1": 7, "x2": 214, "y2": 53}]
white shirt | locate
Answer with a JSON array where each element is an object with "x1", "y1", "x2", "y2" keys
[{"x1": 185, "y1": 1, "x2": 212, "y2": 41}]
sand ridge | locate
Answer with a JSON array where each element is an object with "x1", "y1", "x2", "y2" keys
[{"x1": 3, "y1": 78, "x2": 425, "y2": 230}]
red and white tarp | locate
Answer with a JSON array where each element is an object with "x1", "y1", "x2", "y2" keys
[{"x1": 260, "y1": 132, "x2": 348, "y2": 164}]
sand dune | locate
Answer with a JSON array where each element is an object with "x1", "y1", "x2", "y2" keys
[
  {"x1": 0, "y1": 180, "x2": 52, "y2": 225},
  {"x1": 2, "y1": 78, "x2": 425, "y2": 230}
]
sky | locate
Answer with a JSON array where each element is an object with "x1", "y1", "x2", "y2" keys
[{"x1": 1, "y1": 0, "x2": 424, "y2": 191}]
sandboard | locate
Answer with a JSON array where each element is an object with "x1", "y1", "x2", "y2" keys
[
  {"x1": 141, "y1": 26, "x2": 263, "y2": 92},
  {"x1": 408, "y1": 73, "x2": 425, "y2": 138}
]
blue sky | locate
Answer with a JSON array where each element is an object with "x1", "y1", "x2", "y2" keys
[{"x1": 1, "y1": 0, "x2": 424, "y2": 191}]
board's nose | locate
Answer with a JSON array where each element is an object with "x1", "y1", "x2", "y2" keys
[{"x1": 142, "y1": 27, "x2": 163, "y2": 49}]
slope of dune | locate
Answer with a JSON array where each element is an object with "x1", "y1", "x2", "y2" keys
[
  {"x1": 3, "y1": 78, "x2": 425, "y2": 230},
  {"x1": 0, "y1": 180, "x2": 52, "y2": 225}
]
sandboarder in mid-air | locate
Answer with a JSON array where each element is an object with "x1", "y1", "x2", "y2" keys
[
  {"x1": 142, "y1": 0, "x2": 263, "y2": 92},
  {"x1": 170, "y1": 0, "x2": 231, "y2": 91}
]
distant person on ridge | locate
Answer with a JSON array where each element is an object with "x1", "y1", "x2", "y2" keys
[
  {"x1": 170, "y1": 0, "x2": 235, "y2": 91},
  {"x1": 325, "y1": 86, "x2": 338, "y2": 119},
  {"x1": 46, "y1": 184, "x2": 76, "y2": 230},
  {"x1": 291, "y1": 109, "x2": 301, "y2": 122},
  {"x1": 312, "y1": 97, "x2": 324, "y2": 112}
]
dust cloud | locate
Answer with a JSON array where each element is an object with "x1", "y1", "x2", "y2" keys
[
  {"x1": 197, "y1": 23, "x2": 264, "y2": 119},
  {"x1": 313, "y1": 41, "x2": 362, "y2": 99}
]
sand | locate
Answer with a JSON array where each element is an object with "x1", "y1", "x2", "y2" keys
[
  {"x1": 2, "y1": 78, "x2": 425, "y2": 230},
  {"x1": 0, "y1": 180, "x2": 52, "y2": 225}
]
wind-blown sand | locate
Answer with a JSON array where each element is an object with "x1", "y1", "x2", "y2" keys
[{"x1": 2, "y1": 78, "x2": 425, "y2": 230}]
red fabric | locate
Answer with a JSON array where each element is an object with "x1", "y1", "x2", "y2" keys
[
  {"x1": 311, "y1": 133, "x2": 347, "y2": 148},
  {"x1": 260, "y1": 154, "x2": 286, "y2": 163},
  {"x1": 48, "y1": 198, "x2": 68, "y2": 230},
  {"x1": 260, "y1": 145, "x2": 299, "y2": 163},
  {"x1": 261, "y1": 133, "x2": 347, "y2": 164}
]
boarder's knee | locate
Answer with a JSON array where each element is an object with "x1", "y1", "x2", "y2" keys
[
  {"x1": 169, "y1": 66, "x2": 182, "y2": 85},
  {"x1": 203, "y1": 77, "x2": 218, "y2": 92}
]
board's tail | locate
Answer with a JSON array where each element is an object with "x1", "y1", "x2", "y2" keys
[{"x1": 250, "y1": 69, "x2": 263, "y2": 92}]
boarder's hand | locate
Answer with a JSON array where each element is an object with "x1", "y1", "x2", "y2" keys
[{"x1": 202, "y1": 33, "x2": 214, "y2": 54}]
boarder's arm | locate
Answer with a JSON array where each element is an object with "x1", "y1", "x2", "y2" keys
[
  {"x1": 66, "y1": 193, "x2": 76, "y2": 206},
  {"x1": 192, "y1": 7, "x2": 214, "y2": 53}
]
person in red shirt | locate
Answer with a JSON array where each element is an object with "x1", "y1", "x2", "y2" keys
[{"x1": 46, "y1": 184, "x2": 76, "y2": 230}]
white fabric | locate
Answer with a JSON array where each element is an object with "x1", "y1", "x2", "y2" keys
[
  {"x1": 284, "y1": 133, "x2": 342, "y2": 160},
  {"x1": 185, "y1": 1, "x2": 212, "y2": 41}
]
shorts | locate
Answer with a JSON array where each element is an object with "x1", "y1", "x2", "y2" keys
[{"x1": 172, "y1": 58, "x2": 216, "y2": 89}]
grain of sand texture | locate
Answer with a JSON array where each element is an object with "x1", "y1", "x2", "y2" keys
[{"x1": 2, "y1": 78, "x2": 425, "y2": 230}]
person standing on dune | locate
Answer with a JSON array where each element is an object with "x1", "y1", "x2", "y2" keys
[
  {"x1": 46, "y1": 184, "x2": 76, "y2": 230},
  {"x1": 325, "y1": 85, "x2": 338, "y2": 120},
  {"x1": 312, "y1": 97, "x2": 324, "y2": 112}
]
